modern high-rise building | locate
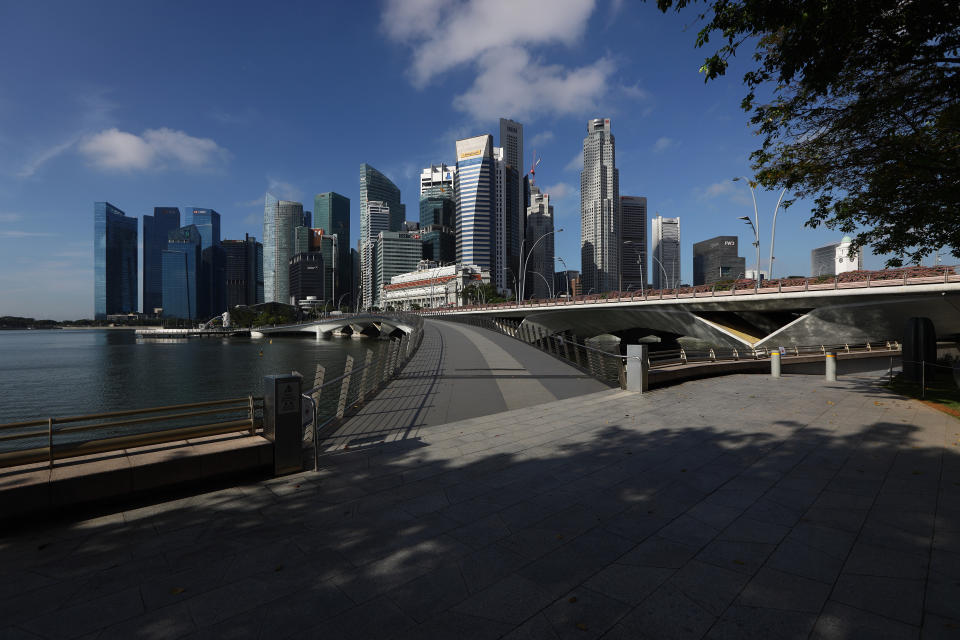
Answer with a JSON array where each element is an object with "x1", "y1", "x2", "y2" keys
[
  {"x1": 185, "y1": 208, "x2": 225, "y2": 318},
  {"x1": 361, "y1": 201, "x2": 393, "y2": 309},
  {"x1": 524, "y1": 185, "x2": 555, "y2": 299},
  {"x1": 185, "y1": 208, "x2": 221, "y2": 251},
  {"x1": 620, "y1": 196, "x2": 647, "y2": 291},
  {"x1": 651, "y1": 215, "x2": 681, "y2": 289},
  {"x1": 288, "y1": 252, "x2": 325, "y2": 305},
  {"x1": 223, "y1": 234, "x2": 263, "y2": 308},
  {"x1": 420, "y1": 163, "x2": 457, "y2": 196},
  {"x1": 499, "y1": 118, "x2": 524, "y2": 214},
  {"x1": 161, "y1": 225, "x2": 202, "y2": 320},
  {"x1": 580, "y1": 118, "x2": 620, "y2": 294},
  {"x1": 142, "y1": 206, "x2": 180, "y2": 314},
  {"x1": 94, "y1": 202, "x2": 138, "y2": 319},
  {"x1": 555, "y1": 269, "x2": 580, "y2": 298},
  {"x1": 455, "y1": 134, "x2": 495, "y2": 273},
  {"x1": 493, "y1": 146, "x2": 522, "y2": 294},
  {"x1": 811, "y1": 243, "x2": 837, "y2": 277},
  {"x1": 263, "y1": 194, "x2": 305, "y2": 303},
  {"x1": 360, "y1": 163, "x2": 405, "y2": 236},
  {"x1": 313, "y1": 192, "x2": 351, "y2": 306},
  {"x1": 692, "y1": 236, "x2": 745, "y2": 285},
  {"x1": 420, "y1": 185, "x2": 456, "y2": 265},
  {"x1": 374, "y1": 231, "x2": 422, "y2": 309}
]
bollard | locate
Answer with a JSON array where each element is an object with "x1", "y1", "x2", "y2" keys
[
  {"x1": 825, "y1": 351, "x2": 837, "y2": 382},
  {"x1": 771, "y1": 350, "x2": 781, "y2": 378},
  {"x1": 263, "y1": 373, "x2": 303, "y2": 475},
  {"x1": 625, "y1": 344, "x2": 649, "y2": 393}
]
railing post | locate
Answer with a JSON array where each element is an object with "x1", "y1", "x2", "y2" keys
[
  {"x1": 709, "y1": 348, "x2": 716, "y2": 362},
  {"x1": 626, "y1": 345, "x2": 649, "y2": 392},
  {"x1": 336, "y1": 356, "x2": 354, "y2": 419},
  {"x1": 48, "y1": 417, "x2": 54, "y2": 468},
  {"x1": 358, "y1": 349, "x2": 374, "y2": 402},
  {"x1": 248, "y1": 394, "x2": 256, "y2": 435}
]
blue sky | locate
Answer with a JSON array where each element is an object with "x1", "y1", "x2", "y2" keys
[{"x1": 0, "y1": 0, "x2": 876, "y2": 319}]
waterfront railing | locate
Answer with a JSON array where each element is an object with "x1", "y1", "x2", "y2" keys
[{"x1": 0, "y1": 396, "x2": 260, "y2": 469}]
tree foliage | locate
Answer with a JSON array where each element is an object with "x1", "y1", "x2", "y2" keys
[{"x1": 657, "y1": 0, "x2": 960, "y2": 265}]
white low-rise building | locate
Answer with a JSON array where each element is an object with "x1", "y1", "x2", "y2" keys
[{"x1": 382, "y1": 262, "x2": 489, "y2": 310}]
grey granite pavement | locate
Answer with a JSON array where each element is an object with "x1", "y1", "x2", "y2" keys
[{"x1": 1, "y1": 359, "x2": 958, "y2": 639}]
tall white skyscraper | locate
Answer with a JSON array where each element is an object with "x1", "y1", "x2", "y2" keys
[
  {"x1": 580, "y1": 118, "x2": 620, "y2": 294},
  {"x1": 455, "y1": 134, "x2": 495, "y2": 272},
  {"x1": 420, "y1": 163, "x2": 456, "y2": 196},
  {"x1": 361, "y1": 201, "x2": 391, "y2": 309},
  {"x1": 651, "y1": 215, "x2": 681, "y2": 289}
]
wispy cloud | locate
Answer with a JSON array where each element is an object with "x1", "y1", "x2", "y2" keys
[
  {"x1": 564, "y1": 151, "x2": 583, "y2": 173},
  {"x1": 78, "y1": 128, "x2": 230, "y2": 172},
  {"x1": 17, "y1": 137, "x2": 80, "y2": 178},
  {"x1": 211, "y1": 107, "x2": 258, "y2": 125},
  {"x1": 0, "y1": 230, "x2": 57, "y2": 238},
  {"x1": 529, "y1": 131, "x2": 555, "y2": 147},
  {"x1": 266, "y1": 178, "x2": 304, "y2": 202},
  {"x1": 0, "y1": 213, "x2": 23, "y2": 223},
  {"x1": 382, "y1": 0, "x2": 612, "y2": 122},
  {"x1": 696, "y1": 181, "x2": 753, "y2": 206},
  {"x1": 543, "y1": 182, "x2": 575, "y2": 201},
  {"x1": 652, "y1": 136, "x2": 675, "y2": 153}
]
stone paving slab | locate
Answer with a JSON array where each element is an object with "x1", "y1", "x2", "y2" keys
[{"x1": 1, "y1": 365, "x2": 959, "y2": 638}]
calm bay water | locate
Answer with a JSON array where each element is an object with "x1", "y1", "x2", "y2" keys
[{"x1": 0, "y1": 329, "x2": 388, "y2": 424}]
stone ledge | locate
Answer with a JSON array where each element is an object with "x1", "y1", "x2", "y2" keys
[{"x1": 0, "y1": 433, "x2": 272, "y2": 520}]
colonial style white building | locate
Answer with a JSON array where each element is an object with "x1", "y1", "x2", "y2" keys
[{"x1": 381, "y1": 261, "x2": 489, "y2": 310}]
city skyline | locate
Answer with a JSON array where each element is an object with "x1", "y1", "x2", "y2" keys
[{"x1": 2, "y1": 1, "x2": 893, "y2": 318}]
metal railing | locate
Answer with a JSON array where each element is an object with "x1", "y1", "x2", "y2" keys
[
  {"x1": 0, "y1": 396, "x2": 260, "y2": 469},
  {"x1": 420, "y1": 265, "x2": 960, "y2": 315},
  {"x1": 301, "y1": 314, "x2": 425, "y2": 468}
]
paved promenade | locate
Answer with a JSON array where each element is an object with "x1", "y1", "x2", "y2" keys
[
  {"x1": 1, "y1": 361, "x2": 958, "y2": 638},
  {"x1": 320, "y1": 319, "x2": 610, "y2": 451}
]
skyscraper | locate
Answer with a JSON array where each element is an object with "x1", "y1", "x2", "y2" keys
[
  {"x1": 263, "y1": 194, "x2": 305, "y2": 303},
  {"x1": 314, "y1": 192, "x2": 351, "y2": 306},
  {"x1": 499, "y1": 118, "x2": 524, "y2": 213},
  {"x1": 620, "y1": 196, "x2": 647, "y2": 291},
  {"x1": 362, "y1": 201, "x2": 392, "y2": 309},
  {"x1": 142, "y1": 206, "x2": 180, "y2": 314},
  {"x1": 161, "y1": 225, "x2": 202, "y2": 320},
  {"x1": 525, "y1": 185, "x2": 555, "y2": 299},
  {"x1": 374, "y1": 231, "x2": 422, "y2": 309},
  {"x1": 360, "y1": 164, "x2": 404, "y2": 309},
  {"x1": 420, "y1": 185, "x2": 456, "y2": 265},
  {"x1": 493, "y1": 146, "x2": 522, "y2": 294},
  {"x1": 693, "y1": 236, "x2": 745, "y2": 285},
  {"x1": 223, "y1": 234, "x2": 263, "y2": 308},
  {"x1": 455, "y1": 134, "x2": 495, "y2": 272},
  {"x1": 420, "y1": 164, "x2": 457, "y2": 196},
  {"x1": 580, "y1": 118, "x2": 620, "y2": 294},
  {"x1": 186, "y1": 207, "x2": 225, "y2": 318},
  {"x1": 94, "y1": 202, "x2": 138, "y2": 319},
  {"x1": 185, "y1": 208, "x2": 221, "y2": 251},
  {"x1": 651, "y1": 215, "x2": 681, "y2": 289},
  {"x1": 811, "y1": 243, "x2": 838, "y2": 276}
]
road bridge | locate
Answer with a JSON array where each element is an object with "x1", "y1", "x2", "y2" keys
[
  {"x1": 252, "y1": 314, "x2": 417, "y2": 340},
  {"x1": 425, "y1": 272, "x2": 960, "y2": 348}
]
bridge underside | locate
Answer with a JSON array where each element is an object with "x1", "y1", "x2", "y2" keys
[
  {"x1": 500, "y1": 293, "x2": 960, "y2": 348},
  {"x1": 256, "y1": 315, "x2": 414, "y2": 339}
]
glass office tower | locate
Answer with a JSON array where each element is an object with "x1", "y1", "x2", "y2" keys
[
  {"x1": 223, "y1": 234, "x2": 263, "y2": 308},
  {"x1": 420, "y1": 186, "x2": 456, "y2": 264},
  {"x1": 94, "y1": 201, "x2": 138, "y2": 319},
  {"x1": 161, "y1": 225, "x2": 202, "y2": 320},
  {"x1": 186, "y1": 208, "x2": 225, "y2": 317},
  {"x1": 455, "y1": 135, "x2": 495, "y2": 271},
  {"x1": 263, "y1": 194, "x2": 305, "y2": 303},
  {"x1": 314, "y1": 192, "x2": 351, "y2": 306},
  {"x1": 142, "y1": 206, "x2": 180, "y2": 314},
  {"x1": 374, "y1": 231, "x2": 423, "y2": 309}
]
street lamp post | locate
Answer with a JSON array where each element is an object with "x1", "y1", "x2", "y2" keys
[
  {"x1": 768, "y1": 187, "x2": 787, "y2": 279},
  {"x1": 738, "y1": 215, "x2": 760, "y2": 290},
  {"x1": 650, "y1": 254, "x2": 670, "y2": 290},
  {"x1": 623, "y1": 241, "x2": 645, "y2": 297},
  {"x1": 530, "y1": 271, "x2": 554, "y2": 299},
  {"x1": 556, "y1": 256, "x2": 571, "y2": 299},
  {"x1": 520, "y1": 227, "x2": 563, "y2": 302}
]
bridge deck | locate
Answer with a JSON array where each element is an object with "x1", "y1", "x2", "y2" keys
[{"x1": 320, "y1": 319, "x2": 610, "y2": 451}]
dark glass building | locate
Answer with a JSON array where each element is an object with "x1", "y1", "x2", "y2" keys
[
  {"x1": 692, "y1": 235, "x2": 745, "y2": 285},
  {"x1": 314, "y1": 192, "x2": 351, "y2": 306},
  {"x1": 288, "y1": 252, "x2": 325, "y2": 305},
  {"x1": 142, "y1": 207, "x2": 181, "y2": 314},
  {"x1": 223, "y1": 234, "x2": 263, "y2": 308},
  {"x1": 186, "y1": 208, "x2": 225, "y2": 318},
  {"x1": 94, "y1": 202, "x2": 138, "y2": 319},
  {"x1": 419, "y1": 186, "x2": 456, "y2": 265},
  {"x1": 621, "y1": 196, "x2": 647, "y2": 291},
  {"x1": 162, "y1": 225, "x2": 202, "y2": 320}
]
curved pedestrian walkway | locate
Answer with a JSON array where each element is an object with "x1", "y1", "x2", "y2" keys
[
  {"x1": 1, "y1": 367, "x2": 958, "y2": 638},
  {"x1": 319, "y1": 319, "x2": 609, "y2": 451}
]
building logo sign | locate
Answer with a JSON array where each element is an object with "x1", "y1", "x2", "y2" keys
[{"x1": 458, "y1": 149, "x2": 482, "y2": 160}]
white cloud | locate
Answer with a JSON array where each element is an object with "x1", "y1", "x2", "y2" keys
[
  {"x1": 542, "y1": 182, "x2": 575, "y2": 200},
  {"x1": 0, "y1": 213, "x2": 23, "y2": 223},
  {"x1": 529, "y1": 131, "x2": 555, "y2": 147},
  {"x1": 382, "y1": 0, "x2": 610, "y2": 122},
  {"x1": 453, "y1": 48, "x2": 615, "y2": 121},
  {"x1": 78, "y1": 127, "x2": 229, "y2": 171},
  {"x1": 564, "y1": 151, "x2": 584, "y2": 173},
  {"x1": 652, "y1": 136, "x2": 675, "y2": 153},
  {"x1": 17, "y1": 137, "x2": 80, "y2": 178},
  {"x1": 266, "y1": 178, "x2": 304, "y2": 202},
  {"x1": 697, "y1": 181, "x2": 753, "y2": 206}
]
